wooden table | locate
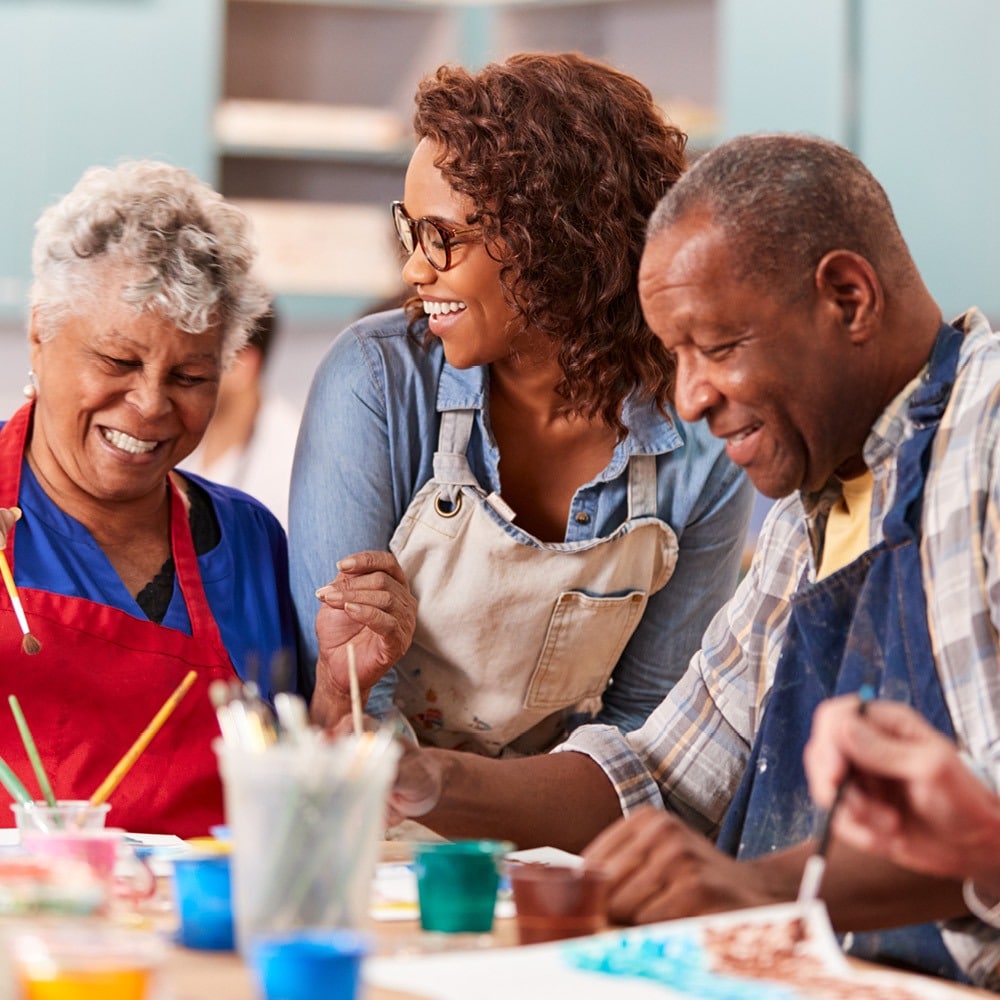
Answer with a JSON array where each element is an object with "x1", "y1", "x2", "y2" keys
[
  {"x1": 161, "y1": 915, "x2": 994, "y2": 1000},
  {"x1": 163, "y1": 917, "x2": 519, "y2": 1000},
  {"x1": 158, "y1": 839, "x2": 518, "y2": 1000},
  {"x1": 156, "y1": 843, "x2": 994, "y2": 1000}
]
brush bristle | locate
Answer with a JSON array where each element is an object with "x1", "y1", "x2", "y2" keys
[{"x1": 21, "y1": 633, "x2": 41, "y2": 656}]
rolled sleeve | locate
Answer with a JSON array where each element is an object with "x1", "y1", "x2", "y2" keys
[{"x1": 554, "y1": 724, "x2": 665, "y2": 814}]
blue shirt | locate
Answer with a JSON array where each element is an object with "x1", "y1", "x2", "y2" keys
[
  {"x1": 289, "y1": 309, "x2": 753, "y2": 734},
  {"x1": 12, "y1": 458, "x2": 299, "y2": 702}
]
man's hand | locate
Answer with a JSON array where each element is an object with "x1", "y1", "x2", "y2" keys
[
  {"x1": 385, "y1": 737, "x2": 443, "y2": 828},
  {"x1": 582, "y1": 807, "x2": 786, "y2": 925}
]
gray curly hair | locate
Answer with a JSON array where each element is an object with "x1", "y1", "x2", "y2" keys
[{"x1": 30, "y1": 160, "x2": 270, "y2": 366}]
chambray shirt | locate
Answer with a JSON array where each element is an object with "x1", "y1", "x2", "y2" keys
[
  {"x1": 559, "y1": 308, "x2": 1000, "y2": 987},
  {"x1": 289, "y1": 308, "x2": 753, "y2": 734}
]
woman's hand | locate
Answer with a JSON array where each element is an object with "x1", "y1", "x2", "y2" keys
[
  {"x1": 310, "y1": 550, "x2": 417, "y2": 728},
  {"x1": 0, "y1": 506, "x2": 21, "y2": 549},
  {"x1": 323, "y1": 711, "x2": 440, "y2": 828},
  {"x1": 385, "y1": 737, "x2": 443, "y2": 828}
]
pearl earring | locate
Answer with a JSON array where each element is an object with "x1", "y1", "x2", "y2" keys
[{"x1": 22, "y1": 370, "x2": 38, "y2": 400}]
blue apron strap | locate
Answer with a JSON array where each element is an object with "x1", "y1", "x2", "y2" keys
[{"x1": 882, "y1": 320, "x2": 965, "y2": 544}]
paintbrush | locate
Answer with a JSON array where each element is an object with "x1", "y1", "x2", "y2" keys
[
  {"x1": 0, "y1": 550, "x2": 41, "y2": 655},
  {"x1": 0, "y1": 754, "x2": 32, "y2": 808},
  {"x1": 8, "y1": 695, "x2": 57, "y2": 807},
  {"x1": 88, "y1": 669, "x2": 198, "y2": 807},
  {"x1": 797, "y1": 683, "x2": 876, "y2": 906},
  {"x1": 347, "y1": 642, "x2": 363, "y2": 737}
]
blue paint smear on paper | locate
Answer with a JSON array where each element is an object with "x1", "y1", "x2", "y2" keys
[{"x1": 564, "y1": 931, "x2": 804, "y2": 1000}]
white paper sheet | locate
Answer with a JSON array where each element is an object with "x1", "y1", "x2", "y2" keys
[{"x1": 365, "y1": 903, "x2": 961, "y2": 999}]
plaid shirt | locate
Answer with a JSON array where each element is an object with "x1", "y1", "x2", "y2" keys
[{"x1": 559, "y1": 308, "x2": 1000, "y2": 987}]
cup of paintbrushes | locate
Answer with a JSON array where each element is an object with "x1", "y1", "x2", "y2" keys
[{"x1": 215, "y1": 728, "x2": 400, "y2": 953}]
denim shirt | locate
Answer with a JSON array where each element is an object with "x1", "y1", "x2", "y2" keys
[{"x1": 289, "y1": 309, "x2": 753, "y2": 734}]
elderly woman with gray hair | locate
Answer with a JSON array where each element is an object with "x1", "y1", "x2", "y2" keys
[{"x1": 0, "y1": 161, "x2": 311, "y2": 837}]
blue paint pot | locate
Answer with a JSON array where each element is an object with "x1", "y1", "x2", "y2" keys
[
  {"x1": 249, "y1": 929, "x2": 370, "y2": 1000},
  {"x1": 172, "y1": 854, "x2": 235, "y2": 951}
]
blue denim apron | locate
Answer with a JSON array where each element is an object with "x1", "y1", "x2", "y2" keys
[{"x1": 715, "y1": 321, "x2": 966, "y2": 981}]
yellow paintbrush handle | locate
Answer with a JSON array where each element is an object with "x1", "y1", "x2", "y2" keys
[
  {"x1": 0, "y1": 550, "x2": 29, "y2": 636},
  {"x1": 89, "y1": 669, "x2": 199, "y2": 807}
]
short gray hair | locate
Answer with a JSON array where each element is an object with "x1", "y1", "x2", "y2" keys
[
  {"x1": 647, "y1": 133, "x2": 915, "y2": 302},
  {"x1": 30, "y1": 160, "x2": 270, "y2": 365}
]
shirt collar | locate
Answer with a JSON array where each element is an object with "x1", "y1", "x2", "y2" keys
[
  {"x1": 436, "y1": 361, "x2": 487, "y2": 412},
  {"x1": 801, "y1": 308, "x2": 992, "y2": 518},
  {"x1": 435, "y1": 361, "x2": 685, "y2": 471}
]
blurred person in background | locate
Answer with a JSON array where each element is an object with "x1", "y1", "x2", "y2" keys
[
  {"x1": 181, "y1": 304, "x2": 301, "y2": 529},
  {"x1": 290, "y1": 52, "x2": 752, "y2": 756}
]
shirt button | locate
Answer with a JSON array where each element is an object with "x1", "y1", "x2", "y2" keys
[{"x1": 574, "y1": 512, "x2": 591, "y2": 525}]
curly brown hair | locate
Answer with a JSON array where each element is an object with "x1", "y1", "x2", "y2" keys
[{"x1": 407, "y1": 51, "x2": 687, "y2": 435}]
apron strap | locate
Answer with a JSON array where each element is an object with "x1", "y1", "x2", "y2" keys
[
  {"x1": 882, "y1": 320, "x2": 965, "y2": 544},
  {"x1": 432, "y1": 409, "x2": 482, "y2": 503},
  {"x1": 0, "y1": 403, "x2": 35, "y2": 562},
  {"x1": 627, "y1": 454, "x2": 657, "y2": 520},
  {"x1": 432, "y1": 408, "x2": 659, "y2": 522},
  {"x1": 167, "y1": 477, "x2": 228, "y2": 655}
]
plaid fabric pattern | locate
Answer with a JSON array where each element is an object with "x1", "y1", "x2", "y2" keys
[{"x1": 559, "y1": 308, "x2": 1000, "y2": 986}]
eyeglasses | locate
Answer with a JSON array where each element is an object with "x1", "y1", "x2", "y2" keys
[{"x1": 391, "y1": 201, "x2": 480, "y2": 272}]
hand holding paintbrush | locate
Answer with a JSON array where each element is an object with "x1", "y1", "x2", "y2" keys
[
  {"x1": 798, "y1": 684, "x2": 876, "y2": 905},
  {"x1": 0, "y1": 507, "x2": 41, "y2": 655}
]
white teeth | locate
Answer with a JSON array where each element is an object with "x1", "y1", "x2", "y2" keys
[
  {"x1": 102, "y1": 428, "x2": 157, "y2": 454},
  {"x1": 423, "y1": 300, "x2": 467, "y2": 317},
  {"x1": 729, "y1": 426, "x2": 759, "y2": 444}
]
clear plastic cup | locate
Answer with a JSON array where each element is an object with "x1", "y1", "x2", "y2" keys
[
  {"x1": 216, "y1": 731, "x2": 400, "y2": 951},
  {"x1": 510, "y1": 864, "x2": 611, "y2": 943},
  {"x1": 7, "y1": 921, "x2": 165, "y2": 1000},
  {"x1": 11, "y1": 800, "x2": 111, "y2": 834},
  {"x1": 19, "y1": 828, "x2": 156, "y2": 915}
]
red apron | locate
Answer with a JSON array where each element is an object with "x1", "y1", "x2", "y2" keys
[{"x1": 0, "y1": 404, "x2": 235, "y2": 837}]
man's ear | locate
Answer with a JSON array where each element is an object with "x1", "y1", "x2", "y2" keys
[{"x1": 814, "y1": 250, "x2": 883, "y2": 343}]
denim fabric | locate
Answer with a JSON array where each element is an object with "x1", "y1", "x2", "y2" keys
[
  {"x1": 289, "y1": 308, "x2": 752, "y2": 734},
  {"x1": 560, "y1": 309, "x2": 1000, "y2": 987}
]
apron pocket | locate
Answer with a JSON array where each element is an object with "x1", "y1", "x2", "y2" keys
[{"x1": 524, "y1": 590, "x2": 646, "y2": 710}]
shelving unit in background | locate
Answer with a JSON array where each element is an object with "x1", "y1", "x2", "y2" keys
[{"x1": 219, "y1": 0, "x2": 719, "y2": 321}]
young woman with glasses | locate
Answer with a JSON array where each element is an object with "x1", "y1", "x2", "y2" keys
[{"x1": 289, "y1": 52, "x2": 753, "y2": 757}]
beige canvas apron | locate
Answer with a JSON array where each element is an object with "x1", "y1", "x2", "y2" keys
[{"x1": 389, "y1": 408, "x2": 679, "y2": 756}]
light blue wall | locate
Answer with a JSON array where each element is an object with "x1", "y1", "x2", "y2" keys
[
  {"x1": 0, "y1": 0, "x2": 223, "y2": 320},
  {"x1": 3, "y1": 1, "x2": 996, "y2": 325},
  {"x1": 721, "y1": 0, "x2": 852, "y2": 140},
  {"x1": 720, "y1": 0, "x2": 1000, "y2": 321},
  {"x1": 857, "y1": 0, "x2": 1000, "y2": 321}
]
